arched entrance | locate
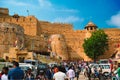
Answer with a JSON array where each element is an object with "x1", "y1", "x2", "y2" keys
[{"x1": 19, "y1": 57, "x2": 25, "y2": 63}]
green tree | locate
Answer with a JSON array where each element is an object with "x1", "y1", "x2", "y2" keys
[{"x1": 83, "y1": 30, "x2": 108, "y2": 61}]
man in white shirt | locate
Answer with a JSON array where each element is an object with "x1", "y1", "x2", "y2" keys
[
  {"x1": 53, "y1": 66, "x2": 68, "y2": 80},
  {"x1": 1, "y1": 67, "x2": 9, "y2": 80},
  {"x1": 67, "y1": 66, "x2": 75, "y2": 80}
]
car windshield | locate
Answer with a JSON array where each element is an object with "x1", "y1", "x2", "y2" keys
[
  {"x1": 100, "y1": 65, "x2": 110, "y2": 69},
  {"x1": 24, "y1": 60, "x2": 38, "y2": 66},
  {"x1": 20, "y1": 66, "x2": 29, "y2": 71},
  {"x1": 89, "y1": 64, "x2": 99, "y2": 68},
  {"x1": 38, "y1": 64, "x2": 47, "y2": 69}
]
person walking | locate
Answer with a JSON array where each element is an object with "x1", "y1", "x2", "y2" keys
[
  {"x1": 8, "y1": 61, "x2": 24, "y2": 80},
  {"x1": 25, "y1": 68, "x2": 34, "y2": 80},
  {"x1": 114, "y1": 62, "x2": 120, "y2": 80},
  {"x1": 0, "y1": 67, "x2": 4, "y2": 80},
  {"x1": 53, "y1": 66, "x2": 68, "y2": 80},
  {"x1": 1, "y1": 67, "x2": 9, "y2": 80},
  {"x1": 111, "y1": 66, "x2": 117, "y2": 80},
  {"x1": 75, "y1": 66, "x2": 80, "y2": 80},
  {"x1": 45, "y1": 66, "x2": 52, "y2": 80},
  {"x1": 67, "y1": 66, "x2": 75, "y2": 80}
]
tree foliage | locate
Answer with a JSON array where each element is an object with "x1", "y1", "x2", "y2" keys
[{"x1": 83, "y1": 30, "x2": 108, "y2": 60}]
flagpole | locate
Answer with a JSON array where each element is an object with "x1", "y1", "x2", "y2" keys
[{"x1": 27, "y1": 10, "x2": 29, "y2": 16}]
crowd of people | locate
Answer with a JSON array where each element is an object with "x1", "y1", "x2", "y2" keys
[
  {"x1": 0, "y1": 61, "x2": 24, "y2": 80},
  {"x1": 0, "y1": 60, "x2": 120, "y2": 80},
  {"x1": 0, "y1": 61, "x2": 79, "y2": 80}
]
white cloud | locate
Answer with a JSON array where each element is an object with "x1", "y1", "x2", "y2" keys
[
  {"x1": 107, "y1": 11, "x2": 120, "y2": 27},
  {"x1": 38, "y1": 0, "x2": 52, "y2": 7},
  {"x1": 1, "y1": 0, "x2": 81, "y2": 24},
  {"x1": 38, "y1": 0, "x2": 78, "y2": 13},
  {"x1": 4, "y1": 0, "x2": 31, "y2": 6},
  {"x1": 6, "y1": 0, "x2": 78, "y2": 13},
  {"x1": 52, "y1": 16, "x2": 84, "y2": 23}
]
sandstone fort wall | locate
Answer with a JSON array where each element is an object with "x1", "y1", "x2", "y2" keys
[
  {"x1": 0, "y1": 8, "x2": 120, "y2": 61},
  {"x1": 0, "y1": 22, "x2": 24, "y2": 57},
  {"x1": 0, "y1": 15, "x2": 40, "y2": 36}
]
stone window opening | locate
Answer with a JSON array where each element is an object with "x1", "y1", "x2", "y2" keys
[
  {"x1": 58, "y1": 38, "x2": 60, "y2": 40},
  {"x1": 90, "y1": 27, "x2": 93, "y2": 30},
  {"x1": 5, "y1": 28, "x2": 9, "y2": 32},
  {"x1": 19, "y1": 57, "x2": 24, "y2": 63},
  {"x1": 16, "y1": 18, "x2": 18, "y2": 22},
  {"x1": 3, "y1": 18, "x2": 5, "y2": 21},
  {"x1": 12, "y1": 28, "x2": 15, "y2": 32},
  {"x1": 87, "y1": 28, "x2": 88, "y2": 30},
  {"x1": 30, "y1": 18, "x2": 32, "y2": 21},
  {"x1": 5, "y1": 56, "x2": 9, "y2": 61}
]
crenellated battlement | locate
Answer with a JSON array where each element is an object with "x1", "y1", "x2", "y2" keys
[
  {"x1": 0, "y1": 14, "x2": 39, "y2": 36},
  {"x1": 0, "y1": 8, "x2": 9, "y2": 16},
  {"x1": 0, "y1": 15, "x2": 37, "y2": 23}
]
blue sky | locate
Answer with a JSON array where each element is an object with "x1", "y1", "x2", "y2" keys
[{"x1": 0, "y1": 0, "x2": 120, "y2": 30}]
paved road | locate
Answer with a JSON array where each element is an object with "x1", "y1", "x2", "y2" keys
[
  {"x1": 74, "y1": 73, "x2": 111, "y2": 80},
  {"x1": 74, "y1": 72, "x2": 86, "y2": 80},
  {"x1": 74, "y1": 73, "x2": 100, "y2": 80}
]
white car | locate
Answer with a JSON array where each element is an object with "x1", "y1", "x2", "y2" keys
[
  {"x1": 89, "y1": 63, "x2": 99, "y2": 68},
  {"x1": 89, "y1": 63, "x2": 111, "y2": 74},
  {"x1": 99, "y1": 63, "x2": 111, "y2": 74}
]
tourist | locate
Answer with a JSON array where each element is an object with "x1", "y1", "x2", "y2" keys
[
  {"x1": 36, "y1": 69, "x2": 47, "y2": 80},
  {"x1": 112, "y1": 66, "x2": 117, "y2": 80},
  {"x1": 1, "y1": 67, "x2": 9, "y2": 80},
  {"x1": 8, "y1": 61, "x2": 24, "y2": 80},
  {"x1": 45, "y1": 66, "x2": 52, "y2": 80},
  {"x1": 53, "y1": 66, "x2": 68, "y2": 80},
  {"x1": 0, "y1": 68, "x2": 4, "y2": 80},
  {"x1": 86, "y1": 65, "x2": 91, "y2": 80},
  {"x1": 53, "y1": 66, "x2": 59, "y2": 73},
  {"x1": 51, "y1": 67, "x2": 55, "y2": 79},
  {"x1": 67, "y1": 66, "x2": 75, "y2": 80},
  {"x1": 74, "y1": 65, "x2": 80, "y2": 80},
  {"x1": 98, "y1": 66, "x2": 102, "y2": 80},
  {"x1": 114, "y1": 63, "x2": 120, "y2": 80},
  {"x1": 61, "y1": 65, "x2": 67, "y2": 73},
  {"x1": 65, "y1": 65, "x2": 69, "y2": 72},
  {"x1": 25, "y1": 68, "x2": 34, "y2": 80}
]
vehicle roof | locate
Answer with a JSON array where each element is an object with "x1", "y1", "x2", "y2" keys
[
  {"x1": 99, "y1": 63, "x2": 110, "y2": 65},
  {"x1": 19, "y1": 63, "x2": 34, "y2": 66},
  {"x1": 19, "y1": 63, "x2": 28, "y2": 64},
  {"x1": 100, "y1": 59, "x2": 108, "y2": 60},
  {"x1": 24, "y1": 59, "x2": 38, "y2": 61}
]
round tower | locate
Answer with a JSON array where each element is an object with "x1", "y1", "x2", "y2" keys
[
  {"x1": 85, "y1": 21, "x2": 98, "y2": 38},
  {"x1": 85, "y1": 21, "x2": 97, "y2": 31},
  {"x1": 50, "y1": 34, "x2": 68, "y2": 60}
]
